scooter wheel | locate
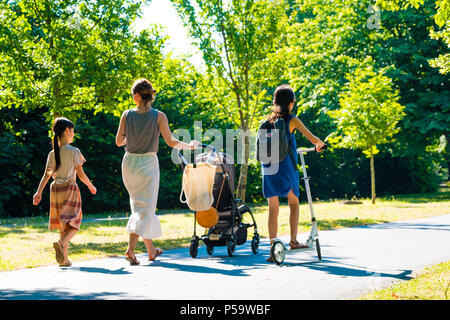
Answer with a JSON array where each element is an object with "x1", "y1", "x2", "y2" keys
[
  {"x1": 316, "y1": 239, "x2": 322, "y2": 261},
  {"x1": 189, "y1": 240, "x2": 198, "y2": 258},
  {"x1": 206, "y1": 244, "x2": 214, "y2": 256},
  {"x1": 271, "y1": 240, "x2": 286, "y2": 266}
]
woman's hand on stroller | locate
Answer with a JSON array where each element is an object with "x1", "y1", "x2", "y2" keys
[{"x1": 188, "y1": 140, "x2": 202, "y2": 150}]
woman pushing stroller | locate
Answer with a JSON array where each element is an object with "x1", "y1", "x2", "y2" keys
[
  {"x1": 261, "y1": 85, "x2": 325, "y2": 262},
  {"x1": 116, "y1": 78, "x2": 201, "y2": 265}
]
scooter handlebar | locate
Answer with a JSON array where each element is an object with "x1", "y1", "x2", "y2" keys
[{"x1": 297, "y1": 144, "x2": 327, "y2": 154}]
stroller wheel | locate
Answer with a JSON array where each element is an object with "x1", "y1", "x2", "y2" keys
[
  {"x1": 206, "y1": 244, "x2": 214, "y2": 256},
  {"x1": 227, "y1": 239, "x2": 236, "y2": 257},
  {"x1": 189, "y1": 240, "x2": 198, "y2": 258},
  {"x1": 251, "y1": 236, "x2": 259, "y2": 254}
]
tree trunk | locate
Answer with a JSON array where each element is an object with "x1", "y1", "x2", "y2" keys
[
  {"x1": 370, "y1": 153, "x2": 376, "y2": 204},
  {"x1": 445, "y1": 134, "x2": 449, "y2": 182},
  {"x1": 236, "y1": 130, "x2": 250, "y2": 201}
]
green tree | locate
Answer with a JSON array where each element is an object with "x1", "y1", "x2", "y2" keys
[
  {"x1": 0, "y1": 0, "x2": 165, "y2": 120},
  {"x1": 170, "y1": 0, "x2": 289, "y2": 201},
  {"x1": 0, "y1": 107, "x2": 50, "y2": 217},
  {"x1": 327, "y1": 62, "x2": 406, "y2": 204},
  {"x1": 283, "y1": 0, "x2": 389, "y2": 116},
  {"x1": 376, "y1": 0, "x2": 450, "y2": 75},
  {"x1": 281, "y1": 0, "x2": 446, "y2": 197},
  {"x1": 377, "y1": 2, "x2": 450, "y2": 180},
  {"x1": 151, "y1": 55, "x2": 232, "y2": 209},
  {"x1": 275, "y1": 0, "x2": 400, "y2": 200}
]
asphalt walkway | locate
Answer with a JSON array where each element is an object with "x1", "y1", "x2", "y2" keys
[{"x1": 0, "y1": 214, "x2": 449, "y2": 300}]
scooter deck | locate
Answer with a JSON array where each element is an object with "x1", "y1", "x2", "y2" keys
[{"x1": 288, "y1": 246, "x2": 314, "y2": 253}]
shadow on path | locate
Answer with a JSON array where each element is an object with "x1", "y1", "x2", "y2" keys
[
  {"x1": 137, "y1": 242, "x2": 414, "y2": 282},
  {"x1": 0, "y1": 288, "x2": 128, "y2": 300},
  {"x1": 360, "y1": 222, "x2": 450, "y2": 232},
  {"x1": 282, "y1": 258, "x2": 413, "y2": 281},
  {"x1": 69, "y1": 266, "x2": 131, "y2": 275}
]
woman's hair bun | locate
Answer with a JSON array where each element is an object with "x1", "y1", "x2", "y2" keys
[{"x1": 131, "y1": 79, "x2": 157, "y2": 104}]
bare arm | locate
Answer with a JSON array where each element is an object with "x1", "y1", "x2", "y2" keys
[
  {"x1": 32, "y1": 169, "x2": 52, "y2": 205},
  {"x1": 290, "y1": 117, "x2": 325, "y2": 150},
  {"x1": 115, "y1": 111, "x2": 127, "y2": 147},
  {"x1": 158, "y1": 111, "x2": 200, "y2": 149},
  {"x1": 75, "y1": 165, "x2": 97, "y2": 194}
]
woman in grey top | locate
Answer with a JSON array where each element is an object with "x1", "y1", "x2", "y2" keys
[{"x1": 116, "y1": 78, "x2": 200, "y2": 265}]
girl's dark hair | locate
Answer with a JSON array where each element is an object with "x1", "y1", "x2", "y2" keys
[
  {"x1": 131, "y1": 78, "x2": 157, "y2": 107},
  {"x1": 268, "y1": 84, "x2": 295, "y2": 123},
  {"x1": 52, "y1": 117, "x2": 74, "y2": 172}
]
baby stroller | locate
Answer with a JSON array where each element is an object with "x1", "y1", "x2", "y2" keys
[{"x1": 178, "y1": 144, "x2": 260, "y2": 258}]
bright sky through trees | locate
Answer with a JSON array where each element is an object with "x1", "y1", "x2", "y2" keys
[{"x1": 132, "y1": 0, "x2": 204, "y2": 68}]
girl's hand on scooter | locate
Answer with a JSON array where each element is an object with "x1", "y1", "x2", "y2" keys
[{"x1": 315, "y1": 141, "x2": 326, "y2": 152}]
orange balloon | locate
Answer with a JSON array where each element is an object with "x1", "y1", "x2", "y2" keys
[{"x1": 196, "y1": 207, "x2": 219, "y2": 228}]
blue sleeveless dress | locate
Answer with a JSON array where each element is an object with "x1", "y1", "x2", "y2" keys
[{"x1": 261, "y1": 115, "x2": 300, "y2": 198}]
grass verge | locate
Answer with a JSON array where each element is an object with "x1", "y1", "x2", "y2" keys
[{"x1": 359, "y1": 261, "x2": 450, "y2": 300}]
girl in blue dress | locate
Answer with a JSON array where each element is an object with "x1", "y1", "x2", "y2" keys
[{"x1": 262, "y1": 85, "x2": 325, "y2": 261}]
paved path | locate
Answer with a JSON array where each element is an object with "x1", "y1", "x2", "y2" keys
[{"x1": 0, "y1": 214, "x2": 449, "y2": 300}]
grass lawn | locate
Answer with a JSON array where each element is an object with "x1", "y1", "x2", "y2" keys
[
  {"x1": 0, "y1": 189, "x2": 449, "y2": 272},
  {"x1": 359, "y1": 261, "x2": 450, "y2": 300}
]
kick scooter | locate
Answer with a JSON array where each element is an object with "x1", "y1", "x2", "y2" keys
[{"x1": 270, "y1": 145, "x2": 327, "y2": 266}]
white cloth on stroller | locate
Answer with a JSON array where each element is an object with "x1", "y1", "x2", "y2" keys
[
  {"x1": 122, "y1": 151, "x2": 161, "y2": 239},
  {"x1": 180, "y1": 162, "x2": 217, "y2": 211}
]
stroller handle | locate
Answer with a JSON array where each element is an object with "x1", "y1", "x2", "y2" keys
[
  {"x1": 177, "y1": 142, "x2": 217, "y2": 165},
  {"x1": 201, "y1": 143, "x2": 216, "y2": 152},
  {"x1": 297, "y1": 144, "x2": 327, "y2": 154}
]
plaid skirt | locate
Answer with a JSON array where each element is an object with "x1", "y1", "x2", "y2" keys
[{"x1": 49, "y1": 179, "x2": 83, "y2": 231}]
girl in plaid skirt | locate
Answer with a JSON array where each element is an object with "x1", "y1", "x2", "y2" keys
[{"x1": 33, "y1": 117, "x2": 97, "y2": 267}]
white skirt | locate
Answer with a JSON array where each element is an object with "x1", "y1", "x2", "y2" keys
[{"x1": 122, "y1": 152, "x2": 161, "y2": 239}]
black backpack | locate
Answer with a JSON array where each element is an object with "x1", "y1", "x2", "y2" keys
[{"x1": 256, "y1": 118, "x2": 297, "y2": 169}]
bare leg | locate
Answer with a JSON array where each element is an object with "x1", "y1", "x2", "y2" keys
[
  {"x1": 143, "y1": 238, "x2": 155, "y2": 258},
  {"x1": 59, "y1": 225, "x2": 78, "y2": 263},
  {"x1": 286, "y1": 189, "x2": 308, "y2": 248},
  {"x1": 144, "y1": 238, "x2": 163, "y2": 261},
  {"x1": 287, "y1": 189, "x2": 299, "y2": 243},
  {"x1": 126, "y1": 233, "x2": 139, "y2": 259},
  {"x1": 268, "y1": 196, "x2": 279, "y2": 241}
]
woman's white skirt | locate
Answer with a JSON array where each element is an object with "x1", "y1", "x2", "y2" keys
[{"x1": 122, "y1": 152, "x2": 161, "y2": 239}]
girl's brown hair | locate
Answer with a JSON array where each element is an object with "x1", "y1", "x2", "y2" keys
[
  {"x1": 52, "y1": 117, "x2": 74, "y2": 172},
  {"x1": 131, "y1": 78, "x2": 157, "y2": 107},
  {"x1": 267, "y1": 84, "x2": 295, "y2": 123}
]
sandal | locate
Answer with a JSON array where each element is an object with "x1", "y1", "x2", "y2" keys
[
  {"x1": 53, "y1": 241, "x2": 65, "y2": 264},
  {"x1": 149, "y1": 248, "x2": 163, "y2": 261},
  {"x1": 289, "y1": 240, "x2": 309, "y2": 250},
  {"x1": 266, "y1": 256, "x2": 275, "y2": 263},
  {"x1": 59, "y1": 260, "x2": 72, "y2": 268},
  {"x1": 125, "y1": 255, "x2": 140, "y2": 265}
]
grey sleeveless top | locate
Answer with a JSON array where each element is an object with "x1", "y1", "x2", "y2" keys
[{"x1": 125, "y1": 108, "x2": 160, "y2": 154}]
